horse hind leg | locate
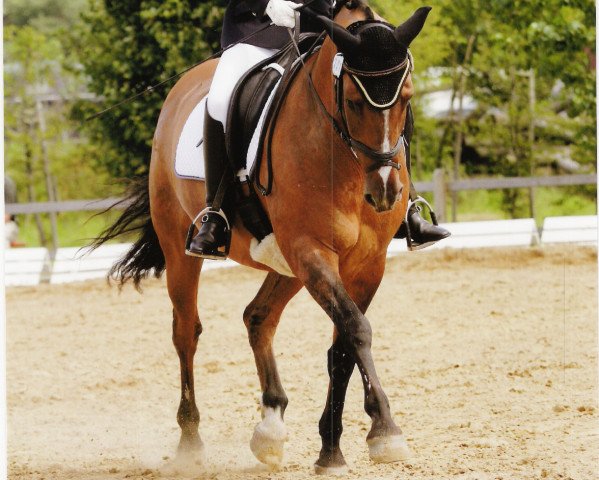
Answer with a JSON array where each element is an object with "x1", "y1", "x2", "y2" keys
[
  {"x1": 243, "y1": 272, "x2": 303, "y2": 467},
  {"x1": 164, "y1": 246, "x2": 205, "y2": 461}
]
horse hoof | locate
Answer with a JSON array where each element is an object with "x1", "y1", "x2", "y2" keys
[
  {"x1": 367, "y1": 434, "x2": 411, "y2": 463},
  {"x1": 250, "y1": 430, "x2": 286, "y2": 466},
  {"x1": 249, "y1": 407, "x2": 288, "y2": 466},
  {"x1": 177, "y1": 435, "x2": 204, "y2": 458},
  {"x1": 314, "y1": 463, "x2": 349, "y2": 476}
]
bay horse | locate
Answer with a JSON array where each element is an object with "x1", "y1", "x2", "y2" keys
[{"x1": 96, "y1": 1, "x2": 431, "y2": 474}]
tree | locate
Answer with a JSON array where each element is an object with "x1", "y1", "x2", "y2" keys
[
  {"x1": 455, "y1": 0, "x2": 596, "y2": 215},
  {"x1": 72, "y1": 0, "x2": 225, "y2": 179},
  {"x1": 4, "y1": 24, "x2": 117, "y2": 246},
  {"x1": 3, "y1": 0, "x2": 87, "y2": 32},
  {"x1": 374, "y1": 0, "x2": 596, "y2": 218}
]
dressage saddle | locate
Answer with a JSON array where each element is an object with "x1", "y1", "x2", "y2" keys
[
  {"x1": 225, "y1": 32, "x2": 324, "y2": 173},
  {"x1": 216, "y1": 33, "x2": 324, "y2": 243}
]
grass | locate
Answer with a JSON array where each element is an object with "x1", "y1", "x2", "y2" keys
[
  {"x1": 10, "y1": 186, "x2": 597, "y2": 249},
  {"x1": 426, "y1": 186, "x2": 597, "y2": 225},
  {"x1": 15, "y1": 209, "x2": 133, "y2": 248}
]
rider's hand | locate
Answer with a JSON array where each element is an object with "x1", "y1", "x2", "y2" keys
[{"x1": 265, "y1": 0, "x2": 301, "y2": 28}]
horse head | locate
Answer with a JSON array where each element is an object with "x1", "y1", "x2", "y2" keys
[{"x1": 313, "y1": 6, "x2": 431, "y2": 213}]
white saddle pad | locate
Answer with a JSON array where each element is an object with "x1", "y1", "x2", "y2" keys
[{"x1": 175, "y1": 78, "x2": 282, "y2": 180}]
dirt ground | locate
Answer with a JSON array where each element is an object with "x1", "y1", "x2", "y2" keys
[{"x1": 6, "y1": 245, "x2": 598, "y2": 480}]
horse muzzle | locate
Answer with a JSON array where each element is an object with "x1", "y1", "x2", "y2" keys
[{"x1": 364, "y1": 167, "x2": 403, "y2": 213}]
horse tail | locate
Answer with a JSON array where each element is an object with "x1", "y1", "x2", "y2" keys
[{"x1": 89, "y1": 176, "x2": 165, "y2": 290}]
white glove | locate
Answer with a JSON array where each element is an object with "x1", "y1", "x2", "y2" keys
[{"x1": 265, "y1": 0, "x2": 301, "y2": 28}]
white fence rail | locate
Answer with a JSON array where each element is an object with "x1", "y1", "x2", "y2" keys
[
  {"x1": 540, "y1": 215, "x2": 598, "y2": 245},
  {"x1": 5, "y1": 248, "x2": 49, "y2": 286},
  {"x1": 4, "y1": 216, "x2": 596, "y2": 287},
  {"x1": 5, "y1": 172, "x2": 595, "y2": 251}
]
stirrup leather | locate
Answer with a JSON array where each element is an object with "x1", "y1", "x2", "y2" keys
[{"x1": 185, "y1": 207, "x2": 232, "y2": 259}]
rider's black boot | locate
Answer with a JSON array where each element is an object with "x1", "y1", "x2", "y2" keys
[
  {"x1": 394, "y1": 103, "x2": 450, "y2": 249},
  {"x1": 396, "y1": 202, "x2": 451, "y2": 250},
  {"x1": 185, "y1": 111, "x2": 232, "y2": 260}
]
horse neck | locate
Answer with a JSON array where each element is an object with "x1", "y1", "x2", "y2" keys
[
  {"x1": 309, "y1": 39, "x2": 337, "y2": 116},
  {"x1": 289, "y1": 40, "x2": 365, "y2": 196}
]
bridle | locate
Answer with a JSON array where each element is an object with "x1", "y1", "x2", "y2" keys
[
  {"x1": 299, "y1": 27, "x2": 413, "y2": 171},
  {"x1": 256, "y1": 19, "x2": 415, "y2": 197},
  {"x1": 333, "y1": 50, "x2": 412, "y2": 170}
]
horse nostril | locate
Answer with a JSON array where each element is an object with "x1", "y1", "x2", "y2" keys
[{"x1": 365, "y1": 193, "x2": 376, "y2": 207}]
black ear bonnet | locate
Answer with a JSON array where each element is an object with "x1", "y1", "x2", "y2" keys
[{"x1": 342, "y1": 20, "x2": 411, "y2": 108}]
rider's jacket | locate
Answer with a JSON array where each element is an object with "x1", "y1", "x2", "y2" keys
[{"x1": 221, "y1": 0, "x2": 333, "y2": 49}]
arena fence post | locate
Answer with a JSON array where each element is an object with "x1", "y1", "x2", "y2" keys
[{"x1": 432, "y1": 168, "x2": 447, "y2": 222}]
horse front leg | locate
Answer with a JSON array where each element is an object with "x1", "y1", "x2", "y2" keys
[
  {"x1": 315, "y1": 329, "x2": 355, "y2": 475},
  {"x1": 294, "y1": 248, "x2": 409, "y2": 467},
  {"x1": 243, "y1": 272, "x2": 303, "y2": 466},
  {"x1": 315, "y1": 279, "x2": 381, "y2": 474}
]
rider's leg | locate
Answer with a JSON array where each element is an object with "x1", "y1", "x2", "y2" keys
[
  {"x1": 396, "y1": 103, "x2": 451, "y2": 249},
  {"x1": 185, "y1": 109, "x2": 232, "y2": 259},
  {"x1": 186, "y1": 44, "x2": 277, "y2": 259}
]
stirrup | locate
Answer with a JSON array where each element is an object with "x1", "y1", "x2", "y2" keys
[
  {"x1": 405, "y1": 196, "x2": 440, "y2": 252},
  {"x1": 185, "y1": 207, "x2": 231, "y2": 259},
  {"x1": 409, "y1": 196, "x2": 440, "y2": 225}
]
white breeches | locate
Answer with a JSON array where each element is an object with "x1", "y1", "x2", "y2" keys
[{"x1": 207, "y1": 43, "x2": 278, "y2": 130}]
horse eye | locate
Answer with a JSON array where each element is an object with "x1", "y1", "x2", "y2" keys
[{"x1": 346, "y1": 99, "x2": 362, "y2": 113}]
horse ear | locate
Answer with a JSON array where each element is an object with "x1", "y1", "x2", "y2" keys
[
  {"x1": 313, "y1": 14, "x2": 361, "y2": 51},
  {"x1": 394, "y1": 6, "x2": 432, "y2": 47}
]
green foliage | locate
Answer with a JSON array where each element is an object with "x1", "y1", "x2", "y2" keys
[
  {"x1": 374, "y1": 0, "x2": 596, "y2": 215},
  {"x1": 72, "y1": 0, "x2": 225, "y2": 179},
  {"x1": 17, "y1": 209, "x2": 127, "y2": 247},
  {"x1": 4, "y1": 23, "x2": 118, "y2": 197},
  {"x1": 452, "y1": 186, "x2": 597, "y2": 223},
  {"x1": 3, "y1": 0, "x2": 87, "y2": 31},
  {"x1": 4, "y1": 22, "x2": 120, "y2": 247},
  {"x1": 4, "y1": 0, "x2": 596, "y2": 248},
  {"x1": 462, "y1": 0, "x2": 595, "y2": 210}
]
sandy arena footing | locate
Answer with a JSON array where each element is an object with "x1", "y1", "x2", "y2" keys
[{"x1": 6, "y1": 245, "x2": 598, "y2": 479}]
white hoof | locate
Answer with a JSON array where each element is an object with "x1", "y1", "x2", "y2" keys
[
  {"x1": 367, "y1": 434, "x2": 411, "y2": 463},
  {"x1": 250, "y1": 406, "x2": 288, "y2": 466},
  {"x1": 314, "y1": 463, "x2": 349, "y2": 476}
]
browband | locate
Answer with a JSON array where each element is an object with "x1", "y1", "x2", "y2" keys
[
  {"x1": 343, "y1": 55, "x2": 410, "y2": 78},
  {"x1": 334, "y1": 51, "x2": 414, "y2": 109}
]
